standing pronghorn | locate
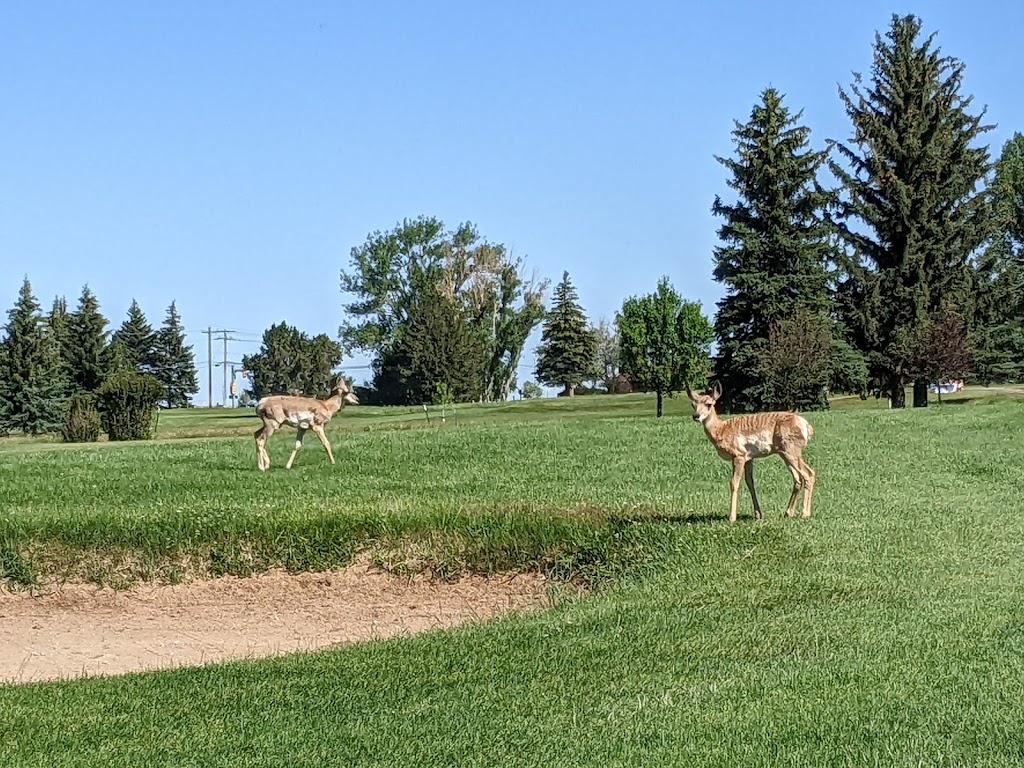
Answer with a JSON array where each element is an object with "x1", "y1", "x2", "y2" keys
[
  {"x1": 685, "y1": 381, "x2": 816, "y2": 522},
  {"x1": 254, "y1": 376, "x2": 359, "y2": 471}
]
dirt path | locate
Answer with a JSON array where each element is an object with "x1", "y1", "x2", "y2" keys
[{"x1": 0, "y1": 559, "x2": 555, "y2": 685}]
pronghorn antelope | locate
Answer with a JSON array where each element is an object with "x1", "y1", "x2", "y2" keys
[
  {"x1": 254, "y1": 376, "x2": 359, "y2": 471},
  {"x1": 686, "y1": 381, "x2": 816, "y2": 523}
]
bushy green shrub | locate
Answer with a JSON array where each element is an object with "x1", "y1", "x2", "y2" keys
[
  {"x1": 61, "y1": 394, "x2": 101, "y2": 443},
  {"x1": 96, "y1": 373, "x2": 164, "y2": 441}
]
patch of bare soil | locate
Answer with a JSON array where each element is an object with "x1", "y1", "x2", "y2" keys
[{"x1": 0, "y1": 556, "x2": 557, "y2": 685}]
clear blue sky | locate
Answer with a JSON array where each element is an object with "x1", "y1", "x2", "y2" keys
[{"x1": 2, "y1": 1, "x2": 1021, "y2": 404}]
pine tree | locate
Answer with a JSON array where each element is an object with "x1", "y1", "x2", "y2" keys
[
  {"x1": 66, "y1": 286, "x2": 110, "y2": 395},
  {"x1": 111, "y1": 299, "x2": 157, "y2": 374},
  {"x1": 0, "y1": 278, "x2": 66, "y2": 435},
  {"x1": 395, "y1": 283, "x2": 487, "y2": 404},
  {"x1": 153, "y1": 301, "x2": 198, "y2": 408},
  {"x1": 829, "y1": 14, "x2": 993, "y2": 407},
  {"x1": 973, "y1": 133, "x2": 1024, "y2": 383},
  {"x1": 711, "y1": 87, "x2": 834, "y2": 413},
  {"x1": 46, "y1": 296, "x2": 74, "y2": 399},
  {"x1": 242, "y1": 322, "x2": 341, "y2": 401},
  {"x1": 534, "y1": 272, "x2": 598, "y2": 397}
]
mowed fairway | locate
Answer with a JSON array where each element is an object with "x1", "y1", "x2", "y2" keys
[{"x1": 2, "y1": 392, "x2": 1024, "y2": 766}]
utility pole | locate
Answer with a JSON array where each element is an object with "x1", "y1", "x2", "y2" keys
[
  {"x1": 205, "y1": 328, "x2": 236, "y2": 407},
  {"x1": 205, "y1": 326, "x2": 213, "y2": 408}
]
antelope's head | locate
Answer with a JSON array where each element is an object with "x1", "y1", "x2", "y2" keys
[
  {"x1": 332, "y1": 376, "x2": 360, "y2": 406},
  {"x1": 685, "y1": 381, "x2": 722, "y2": 424}
]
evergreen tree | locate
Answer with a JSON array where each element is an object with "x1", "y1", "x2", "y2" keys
[
  {"x1": 617, "y1": 277, "x2": 714, "y2": 417},
  {"x1": 111, "y1": 300, "x2": 157, "y2": 374},
  {"x1": 0, "y1": 278, "x2": 66, "y2": 435},
  {"x1": 66, "y1": 285, "x2": 110, "y2": 395},
  {"x1": 829, "y1": 14, "x2": 993, "y2": 407},
  {"x1": 393, "y1": 282, "x2": 487, "y2": 404},
  {"x1": 242, "y1": 322, "x2": 343, "y2": 400},
  {"x1": 711, "y1": 87, "x2": 834, "y2": 413},
  {"x1": 105, "y1": 336, "x2": 134, "y2": 377},
  {"x1": 534, "y1": 272, "x2": 598, "y2": 397},
  {"x1": 973, "y1": 133, "x2": 1024, "y2": 383},
  {"x1": 46, "y1": 296, "x2": 74, "y2": 399},
  {"x1": 153, "y1": 301, "x2": 199, "y2": 408}
]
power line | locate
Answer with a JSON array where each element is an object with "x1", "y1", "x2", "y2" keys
[{"x1": 203, "y1": 328, "x2": 236, "y2": 408}]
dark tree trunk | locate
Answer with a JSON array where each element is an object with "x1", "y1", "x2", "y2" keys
[
  {"x1": 913, "y1": 378, "x2": 929, "y2": 408},
  {"x1": 656, "y1": 390, "x2": 664, "y2": 418},
  {"x1": 889, "y1": 375, "x2": 906, "y2": 409}
]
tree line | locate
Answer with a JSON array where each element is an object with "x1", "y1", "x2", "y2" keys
[
  {"x1": 321, "y1": 13, "x2": 1021, "y2": 414},
  {"x1": 6, "y1": 13, "x2": 1020, "y2": 425},
  {"x1": 0, "y1": 281, "x2": 199, "y2": 436}
]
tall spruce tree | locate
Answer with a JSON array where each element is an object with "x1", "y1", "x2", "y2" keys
[
  {"x1": 111, "y1": 299, "x2": 157, "y2": 374},
  {"x1": 153, "y1": 301, "x2": 198, "y2": 408},
  {"x1": 829, "y1": 14, "x2": 993, "y2": 407},
  {"x1": 711, "y1": 87, "x2": 834, "y2": 413},
  {"x1": 973, "y1": 133, "x2": 1024, "y2": 383},
  {"x1": 534, "y1": 272, "x2": 598, "y2": 397},
  {"x1": 0, "y1": 278, "x2": 66, "y2": 435},
  {"x1": 66, "y1": 285, "x2": 110, "y2": 395},
  {"x1": 46, "y1": 296, "x2": 74, "y2": 399}
]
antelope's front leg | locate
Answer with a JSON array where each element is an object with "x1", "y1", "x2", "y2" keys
[{"x1": 729, "y1": 458, "x2": 745, "y2": 523}]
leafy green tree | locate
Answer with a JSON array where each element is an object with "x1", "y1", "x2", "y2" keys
[
  {"x1": 829, "y1": 14, "x2": 993, "y2": 407},
  {"x1": 340, "y1": 216, "x2": 547, "y2": 403},
  {"x1": 242, "y1": 322, "x2": 344, "y2": 400},
  {"x1": 111, "y1": 300, "x2": 157, "y2": 374},
  {"x1": 534, "y1": 272, "x2": 598, "y2": 397},
  {"x1": 973, "y1": 133, "x2": 1024, "y2": 383},
  {"x1": 909, "y1": 301, "x2": 974, "y2": 403},
  {"x1": 712, "y1": 87, "x2": 834, "y2": 413},
  {"x1": 152, "y1": 301, "x2": 199, "y2": 408},
  {"x1": 66, "y1": 285, "x2": 110, "y2": 394},
  {"x1": 0, "y1": 278, "x2": 67, "y2": 435},
  {"x1": 592, "y1": 317, "x2": 620, "y2": 392},
  {"x1": 520, "y1": 381, "x2": 543, "y2": 399},
  {"x1": 617, "y1": 277, "x2": 714, "y2": 417}
]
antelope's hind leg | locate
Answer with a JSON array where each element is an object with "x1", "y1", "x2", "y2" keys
[{"x1": 744, "y1": 462, "x2": 763, "y2": 520}]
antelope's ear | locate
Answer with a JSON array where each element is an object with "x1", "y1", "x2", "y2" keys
[
  {"x1": 684, "y1": 381, "x2": 697, "y2": 401},
  {"x1": 710, "y1": 381, "x2": 723, "y2": 402}
]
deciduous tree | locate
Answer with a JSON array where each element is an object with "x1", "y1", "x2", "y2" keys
[
  {"x1": 617, "y1": 277, "x2": 714, "y2": 417},
  {"x1": 340, "y1": 216, "x2": 546, "y2": 403}
]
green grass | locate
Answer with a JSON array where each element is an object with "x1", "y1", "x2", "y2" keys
[{"x1": 2, "y1": 391, "x2": 1024, "y2": 765}]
